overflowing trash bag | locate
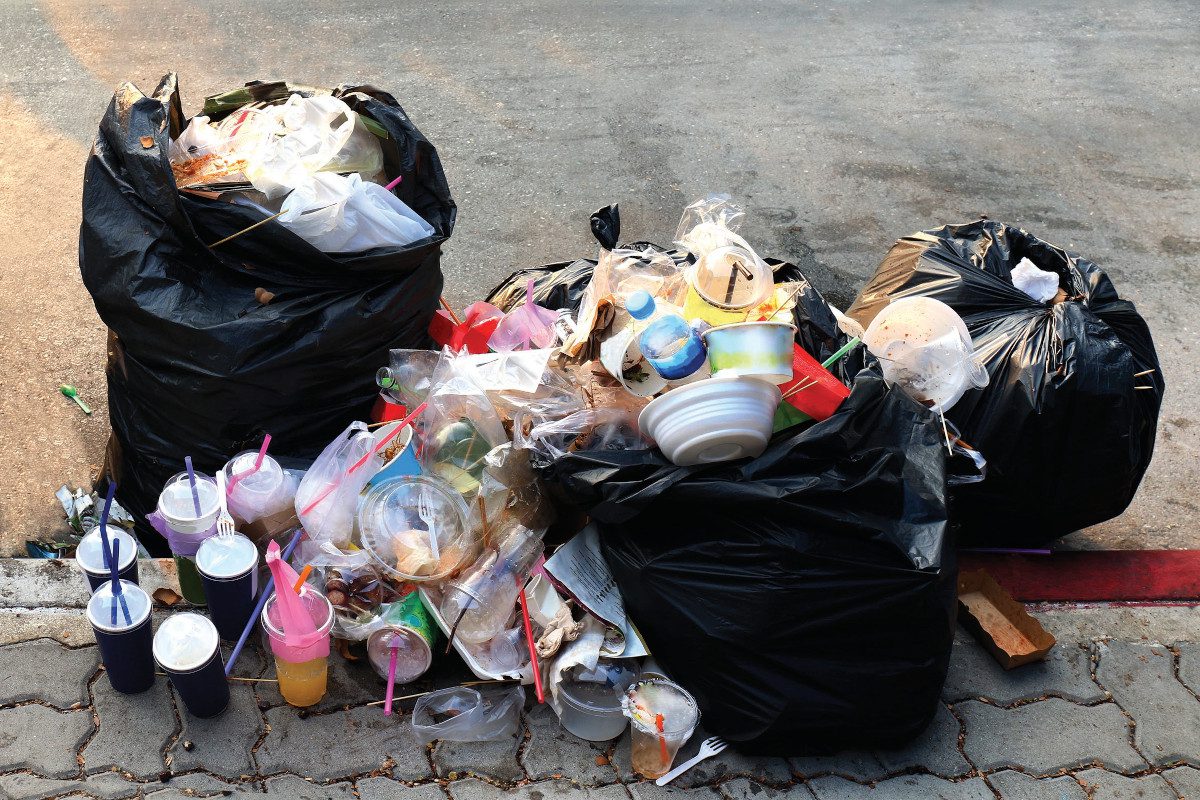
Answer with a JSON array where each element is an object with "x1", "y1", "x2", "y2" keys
[
  {"x1": 80, "y1": 74, "x2": 455, "y2": 550},
  {"x1": 539, "y1": 371, "x2": 961, "y2": 754},
  {"x1": 847, "y1": 219, "x2": 1164, "y2": 545}
]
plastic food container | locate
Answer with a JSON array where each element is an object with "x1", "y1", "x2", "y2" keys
[
  {"x1": 703, "y1": 321, "x2": 797, "y2": 384},
  {"x1": 639, "y1": 376, "x2": 782, "y2": 466},
  {"x1": 556, "y1": 660, "x2": 638, "y2": 742},
  {"x1": 356, "y1": 476, "x2": 473, "y2": 582}
]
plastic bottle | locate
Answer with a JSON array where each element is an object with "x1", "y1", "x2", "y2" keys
[{"x1": 626, "y1": 291, "x2": 707, "y2": 381}]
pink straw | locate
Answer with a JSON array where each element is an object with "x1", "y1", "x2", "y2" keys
[
  {"x1": 299, "y1": 402, "x2": 428, "y2": 517},
  {"x1": 384, "y1": 637, "x2": 400, "y2": 716},
  {"x1": 384, "y1": 175, "x2": 403, "y2": 192},
  {"x1": 254, "y1": 434, "x2": 273, "y2": 470}
]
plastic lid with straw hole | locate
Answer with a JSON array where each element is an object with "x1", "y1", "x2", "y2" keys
[
  {"x1": 77, "y1": 525, "x2": 137, "y2": 575},
  {"x1": 86, "y1": 580, "x2": 152, "y2": 632},
  {"x1": 157, "y1": 472, "x2": 220, "y2": 532},
  {"x1": 154, "y1": 613, "x2": 220, "y2": 673}
]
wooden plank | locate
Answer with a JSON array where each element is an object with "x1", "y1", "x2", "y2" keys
[{"x1": 958, "y1": 550, "x2": 1200, "y2": 602}]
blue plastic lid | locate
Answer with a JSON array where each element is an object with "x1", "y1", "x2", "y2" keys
[{"x1": 626, "y1": 291, "x2": 655, "y2": 320}]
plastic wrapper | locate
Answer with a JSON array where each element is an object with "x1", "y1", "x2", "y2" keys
[
  {"x1": 411, "y1": 685, "x2": 526, "y2": 743},
  {"x1": 473, "y1": 444, "x2": 557, "y2": 534},
  {"x1": 245, "y1": 94, "x2": 358, "y2": 199},
  {"x1": 673, "y1": 193, "x2": 756, "y2": 260},
  {"x1": 539, "y1": 371, "x2": 965, "y2": 754},
  {"x1": 519, "y1": 409, "x2": 650, "y2": 468},
  {"x1": 278, "y1": 172, "x2": 435, "y2": 253},
  {"x1": 83, "y1": 75, "x2": 455, "y2": 550},
  {"x1": 489, "y1": 280, "x2": 560, "y2": 352},
  {"x1": 293, "y1": 422, "x2": 375, "y2": 546},
  {"x1": 847, "y1": 219, "x2": 1164, "y2": 545},
  {"x1": 293, "y1": 540, "x2": 405, "y2": 641}
]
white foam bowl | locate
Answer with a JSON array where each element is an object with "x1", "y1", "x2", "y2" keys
[{"x1": 639, "y1": 376, "x2": 782, "y2": 466}]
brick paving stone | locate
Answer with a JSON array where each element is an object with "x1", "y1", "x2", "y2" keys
[
  {"x1": 264, "y1": 774, "x2": 358, "y2": 798},
  {"x1": 0, "y1": 703, "x2": 93, "y2": 777},
  {"x1": 521, "y1": 702, "x2": 620, "y2": 784},
  {"x1": 357, "y1": 777, "x2": 450, "y2": 800},
  {"x1": 1095, "y1": 641, "x2": 1200, "y2": 766},
  {"x1": 449, "y1": 777, "x2": 633, "y2": 800},
  {"x1": 1074, "y1": 768, "x2": 1178, "y2": 800},
  {"x1": 166, "y1": 682, "x2": 262, "y2": 777},
  {"x1": 1163, "y1": 766, "x2": 1200, "y2": 798},
  {"x1": 151, "y1": 772, "x2": 248, "y2": 795},
  {"x1": 83, "y1": 678, "x2": 176, "y2": 778},
  {"x1": 434, "y1": 722, "x2": 526, "y2": 783},
  {"x1": 957, "y1": 698, "x2": 1145, "y2": 776},
  {"x1": 626, "y1": 782, "x2": 726, "y2": 800},
  {"x1": 789, "y1": 752, "x2": 885, "y2": 783},
  {"x1": 0, "y1": 771, "x2": 147, "y2": 800},
  {"x1": 809, "y1": 774, "x2": 993, "y2": 799},
  {"x1": 943, "y1": 638, "x2": 1104, "y2": 705},
  {"x1": 719, "y1": 777, "x2": 815, "y2": 800},
  {"x1": 256, "y1": 705, "x2": 430, "y2": 782},
  {"x1": 640, "y1": 727, "x2": 793, "y2": 789},
  {"x1": 0, "y1": 640, "x2": 98, "y2": 707},
  {"x1": 984, "y1": 770, "x2": 1086, "y2": 800},
  {"x1": 874, "y1": 704, "x2": 971, "y2": 778},
  {"x1": 1176, "y1": 644, "x2": 1200, "y2": 698},
  {"x1": 255, "y1": 651, "x2": 383, "y2": 712}
]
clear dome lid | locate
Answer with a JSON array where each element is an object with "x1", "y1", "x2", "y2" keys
[
  {"x1": 76, "y1": 525, "x2": 137, "y2": 574},
  {"x1": 224, "y1": 451, "x2": 284, "y2": 497},
  {"x1": 157, "y1": 471, "x2": 220, "y2": 524},
  {"x1": 623, "y1": 677, "x2": 700, "y2": 736},
  {"x1": 367, "y1": 627, "x2": 432, "y2": 683},
  {"x1": 355, "y1": 476, "x2": 473, "y2": 582},
  {"x1": 153, "y1": 612, "x2": 219, "y2": 672},
  {"x1": 692, "y1": 245, "x2": 773, "y2": 310},
  {"x1": 86, "y1": 580, "x2": 152, "y2": 632},
  {"x1": 196, "y1": 533, "x2": 258, "y2": 579}
]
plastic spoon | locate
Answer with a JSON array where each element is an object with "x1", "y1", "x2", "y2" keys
[{"x1": 59, "y1": 385, "x2": 92, "y2": 415}]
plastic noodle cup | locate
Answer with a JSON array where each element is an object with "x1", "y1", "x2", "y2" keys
[
  {"x1": 77, "y1": 524, "x2": 139, "y2": 592},
  {"x1": 153, "y1": 612, "x2": 229, "y2": 718},
  {"x1": 639, "y1": 376, "x2": 782, "y2": 466},
  {"x1": 622, "y1": 678, "x2": 700, "y2": 779},
  {"x1": 702, "y1": 321, "x2": 797, "y2": 384},
  {"x1": 355, "y1": 475, "x2": 473, "y2": 583}
]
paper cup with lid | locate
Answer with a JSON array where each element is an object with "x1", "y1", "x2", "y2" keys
[
  {"x1": 153, "y1": 613, "x2": 229, "y2": 717},
  {"x1": 156, "y1": 471, "x2": 221, "y2": 604},
  {"x1": 355, "y1": 475, "x2": 474, "y2": 583},
  {"x1": 223, "y1": 450, "x2": 292, "y2": 524},
  {"x1": 76, "y1": 525, "x2": 140, "y2": 592},
  {"x1": 196, "y1": 533, "x2": 259, "y2": 641},
  {"x1": 87, "y1": 580, "x2": 155, "y2": 695}
]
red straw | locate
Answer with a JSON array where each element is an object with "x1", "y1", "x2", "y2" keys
[
  {"x1": 655, "y1": 713, "x2": 669, "y2": 766},
  {"x1": 299, "y1": 402, "x2": 428, "y2": 517},
  {"x1": 254, "y1": 434, "x2": 273, "y2": 470},
  {"x1": 384, "y1": 175, "x2": 403, "y2": 191},
  {"x1": 516, "y1": 575, "x2": 545, "y2": 703}
]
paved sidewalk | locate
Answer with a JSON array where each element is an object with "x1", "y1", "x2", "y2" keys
[{"x1": 1, "y1": 560, "x2": 1198, "y2": 800}]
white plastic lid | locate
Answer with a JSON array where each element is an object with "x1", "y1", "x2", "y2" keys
[
  {"x1": 195, "y1": 533, "x2": 258, "y2": 579},
  {"x1": 356, "y1": 476, "x2": 471, "y2": 581},
  {"x1": 692, "y1": 245, "x2": 773, "y2": 309},
  {"x1": 76, "y1": 526, "x2": 137, "y2": 574},
  {"x1": 86, "y1": 580, "x2": 152, "y2": 632},
  {"x1": 624, "y1": 678, "x2": 700, "y2": 736},
  {"x1": 225, "y1": 451, "x2": 283, "y2": 497},
  {"x1": 153, "y1": 612, "x2": 220, "y2": 673},
  {"x1": 157, "y1": 472, "x2": 220, "y2": 525}
]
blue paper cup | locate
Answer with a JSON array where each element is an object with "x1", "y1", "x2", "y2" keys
[
  {"x1": 154, "y1": 613, "x2": 229, "y2": 718},
  {"x1": 87, "y1": 580, "x2": 155, "y2": 694},
  {"x1": 196, "y1": 534, "x2": 259, "y2": 641}
]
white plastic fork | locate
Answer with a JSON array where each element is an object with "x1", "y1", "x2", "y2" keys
[
  {"x1": 215, "y1": 470, "x2": 236, "y2": 538},
  {"x1": 655, "y1": 736, "x2": 727, "y2": 786},
  {"x1": 417, "y1": 489, "x2": 440, "y2": 560}
]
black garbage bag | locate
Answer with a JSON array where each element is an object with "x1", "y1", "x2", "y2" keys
[
  {"x1": 847, "y1": 219, "x2": 1164, "y2": 546},
  {"x1": 80, "y1": 74, "x2": 455, "y2": 551},
  {"x1": 540, "y1": 371, "x2": 959, "y2": 754}
]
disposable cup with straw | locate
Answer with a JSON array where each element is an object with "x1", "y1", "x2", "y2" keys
[
  {"x1": 154, "y1": 461, "x2": 221, "y2": 604},
  {"x1": 87, "y1": 537, "x2": 154, "y2": 694},
  {"x1": 223, "y1": 436, "x2": 290, "y2": 525},
  {"x1": 261, "y1": 541, "x2": 334, "y2": 707},
  {"x1": 622, "y1": 678, "x2": 700, "y2": 779},
  {"x1": 76, "y1": 483, "x2": 139, "y2": 592}
]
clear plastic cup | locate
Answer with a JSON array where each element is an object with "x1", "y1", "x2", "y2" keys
[
  {"x1": 623, "y1": 678, "x2": 701, "y2": 779},
  {"x1": 262, "y1": 586, "x2": 335, "y2": 707},
  {"x1": 223, "y1": 450, "x2": 289, "y2": 523}
]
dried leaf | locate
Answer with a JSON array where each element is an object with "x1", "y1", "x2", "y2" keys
[{"x1": 153, "y1": 587, "x2": 182, "y2": 607}]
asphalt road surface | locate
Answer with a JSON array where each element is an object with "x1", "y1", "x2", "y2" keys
[{"x1": 0, "y1": 0, "x2": 1196, "y2": 553}]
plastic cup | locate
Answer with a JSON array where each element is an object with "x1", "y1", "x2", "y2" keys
[
  {"x1": 624, "y1": 678, "x2": 700, "y2": 779},
  {"x1": 153, "y1": 613, "x2": 229, "y2": 718},
  {"x1": 557, "y1": 660, "x2": 638, "y2": 742},
  {"x1": 703, "y1": 321, "x2": 797, "y2": 384},
  {"x1": 366, "y1": 593, "x2": 437, "y2": 684},
  {"x1": 87, "y1": 580, "x2": 155, "y2": 695},
  {"x1": 683, "y1": 245, "x2": 774, "y2": 326},
  {"x1": 262, "y1": 586, "x2": 335, "y2": 707},
  {"x1": 356, "y1": 476, "x2": 472, "y2": 583},
  {"x1": 158, "y1": 472, "x2": 221, "y2": 604},
  {"x1": 76, "y1": 525, "x2": 139, "y2": 593},
  {"x1": 223, "y1": 450, "x2": 288, "y2": 523},
  {"x1": 196, "y1": 534, "x2": 259, "y2": 641}
]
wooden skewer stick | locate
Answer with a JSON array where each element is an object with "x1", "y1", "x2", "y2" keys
[
  {"x1": 439, "y1": 297, "x2": 463, "y2": 326},
  {"x1": 207, "y1": 210, "x2": 286, "y2": 248},
  {"x1": 781, "y1": 378, "x2": 818, "y2": 401},
  {"x1": 1134, "y1": 386, "x2": 1155, "y2": 391},
  {"x1": 1133, "y1": 369, "x2": 1156, "y2": 378}
]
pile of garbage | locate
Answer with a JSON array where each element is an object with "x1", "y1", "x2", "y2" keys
[{"x1": 74, "y1": 76, "x2": 1166, "y2": 775}]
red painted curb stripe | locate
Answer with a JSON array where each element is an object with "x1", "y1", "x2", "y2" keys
[{"x1": 957, "y1": 550, "x2": 1200, "y2": 602}]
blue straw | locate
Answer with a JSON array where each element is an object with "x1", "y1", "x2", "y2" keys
[
  {"x1": 99, "y1": 483, "x2": 116, "y2": 571},
  {"x1": 225, "y1": 528, "x2": 305, "y2": 676},
  {"x1": 184, "y1": 456, "x2": 202, "y2": 516},
  {"x1": 109, "y1": 540, "x2": 131, "y2": 627}
]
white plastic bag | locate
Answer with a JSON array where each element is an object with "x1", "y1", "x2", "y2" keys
[
  {"x1": 246, "y1": 94, "x2": 357, "y2": 199},
  {"x1": 294, "y1": 422, "x2": 375, "y2": 545},
  {"x1": 1011, "y1": 257, "x2": 1060, "y2": 303},
  {"x1": 278, "y1": 172, "x2": 435, "y2": 253}
]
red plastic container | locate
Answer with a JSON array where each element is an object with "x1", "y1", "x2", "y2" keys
[{"x1": 779, "y1": 344, "x2": 850, "y2": 421}]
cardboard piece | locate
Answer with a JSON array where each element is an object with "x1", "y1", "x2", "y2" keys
[{"x1": 957, "y1": 569, "x2": 1056, "y2": 670}]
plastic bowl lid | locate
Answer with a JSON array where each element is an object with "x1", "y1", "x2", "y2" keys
[
  {"x1": 76, "y1": 525, "x2": 137, "y2": 574},
  {"x1": 86, "y1": 580, "x2": 152, "y2": 632},
  {"x1": 560, "y1": 678, "x2": 625, "y2": 715},
  {"x1": 157, "y1": 472, "x2": 220, "y2": 524},
  {"x1": 224, "y1": 451, "x2": 283, "y2": 497},
  {"x1": 153, "y1": 612, "x2": 220, "y2": 673},
  {"x1": 355, "y1": 476, "x2": 472, "y2": 582},
  {"x1": 624, "y1": 678, "x2": 700, "y2": 736},
  {"x1": 693, "y1": 245, "x2": 773, "y2": 309},
  {"x1": 196, "y1": 533, "x2": 258, "y2": 579}
]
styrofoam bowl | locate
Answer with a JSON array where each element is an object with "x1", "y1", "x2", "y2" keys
[{"x1": 639, "y1": 376, "x2": 782, "y2": 466}]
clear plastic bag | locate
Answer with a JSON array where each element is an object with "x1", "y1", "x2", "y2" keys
[
  {"x1": 245, "y1": 94, "x2": 358, "y2": 199},
  {"x1": 377, "y1": 348, "x2": 441, "y2": 409},
  {"x1": 674, "y1": 193, "x2": 752, "y2": 259},
  {"x1": 293, "y1": 421, "x2": 375, "y2": 545},
  {"x1": 322, "y1": 114, "x2": 384, "y2": 178},
  {"x1": 411, "y1": 685, "x2": 525, "y2": 743},
  {"x1": 277, "y1": 172, "x2": 435, "y2": 253},
  {"x1": 489, "y1": 280, "x2": 560, "y2": 352},
  {"x1": 518, "y1": 409, "x2": 651, "y2": 466},
  {"x1": 293, "y1": 540, "x2": 406, "y2": 641}
]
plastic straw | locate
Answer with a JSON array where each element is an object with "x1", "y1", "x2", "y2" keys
[
  {"x1": 292, "y1": 565, "x2": 313, "y2": 593},
  {"x1": 439, "y1": 297, "x2": 463, "y2": 326},
  {"x1": 184, "y1": 456, "x2": 202, "y2": 516},
  {"x1": 821, "y1": 336, "x2": 861, "y2": 369},
  {"x1": 384, "y1": 638, "x2": 400, "y2": 717},
  {"x1": 300, "y1": 402, "x2": 429, "y2": 517},
  {"x1": 225, "y1": 528, "x2": 304, "y2": 675},
  {"x1": 254, "y1": 434, "x2": 273, "y2": 470},
  {"x1": 516, "y1": 575, "x2": 545, "y2": 704},
  {"x1": 655, "y1": 713, "x2": 669, "y2": 766},
  {"x1": 384, "y1": 175, "x2": 403, "y2": 192},
  {"x1": 99, "y1": 483, "x2": 116, "y2": 571},
  {"x1": 109, "y1": 540, "x2": 131, "y2": 627}
]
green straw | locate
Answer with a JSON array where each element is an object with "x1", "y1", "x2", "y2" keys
[{"x1": 821, "y1": 336, "x2": 861, "y2": 369}]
